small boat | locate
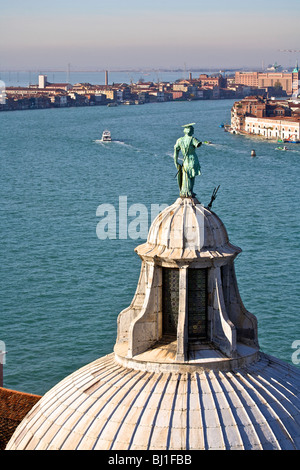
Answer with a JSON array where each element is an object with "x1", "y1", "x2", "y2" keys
[
  {"x1": 101, "y1": 130, "x2": 112, "y2": 142},
  {"x1": 276, "y1": 146, "x2": 289, "y2": 151},
  {"x1": 204, "y1": 141, "x2": 212, "y2": 145},
  {"x1": 278, "y1": 138, "x2": 300, "y2": 144}
]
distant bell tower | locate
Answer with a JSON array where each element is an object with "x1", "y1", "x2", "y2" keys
[
  {"x1": 292, "y1": 61, "x2": 300, "y2": 98},
  {"x1": 38, "y1": 74, "x2": 47, "y2": 89}
]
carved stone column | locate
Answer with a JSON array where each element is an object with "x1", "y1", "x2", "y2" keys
[{"x1": 176, "y1": 265, "x2": 188, "y2": 362}]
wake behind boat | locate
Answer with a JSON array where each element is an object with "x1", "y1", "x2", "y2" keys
[{"x1": 101, "y1": 130, "x2": 112, "y2": 142}]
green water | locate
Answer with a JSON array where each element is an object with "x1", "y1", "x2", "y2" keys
[{"x1": 0, "y1": 99, "x2": 299, "y2": 395}]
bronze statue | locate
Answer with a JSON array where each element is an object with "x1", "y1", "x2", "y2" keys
[{"x1": 174, "y1": 123, "x2": 202, "y2": 197}]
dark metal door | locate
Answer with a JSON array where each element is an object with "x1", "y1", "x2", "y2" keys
[
  {"x1": 162, "y1": 268, "x2": 179, "y2": 336},
  {"x1": 188, "y1": 269, "x2": 208, "y2": 339}
]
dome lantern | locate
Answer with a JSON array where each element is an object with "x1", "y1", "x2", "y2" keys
[{"x1": 115, "y1": 196, "x2": 259, "y2": 369}]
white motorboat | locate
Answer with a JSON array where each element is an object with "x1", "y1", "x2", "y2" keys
[{"x1": 101, "y1": 130, "x2": 112, "y2": 141}]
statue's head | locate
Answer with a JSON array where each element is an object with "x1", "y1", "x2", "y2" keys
[{"x1": 182, "y1": 123, "x2": 195, "y2": 136}]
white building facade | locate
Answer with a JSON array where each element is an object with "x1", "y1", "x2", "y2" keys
[{"x1": 245, "y1": 116, "x2": 300, "y2": 141}]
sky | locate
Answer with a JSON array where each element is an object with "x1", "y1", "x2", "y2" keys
[{"x1": 1, "y1": 0, "x2": 300, "y2": 71}]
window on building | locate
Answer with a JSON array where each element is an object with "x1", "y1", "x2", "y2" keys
[
  {"x1": 188, "y1": 269, "x2": 208, "y2": 340},
  {"x1": 162, "y1": 268, "x2": 208, "y2": 341},
  {"x1": 162, "y1": 268, "x2": 179, "y2": 336}
]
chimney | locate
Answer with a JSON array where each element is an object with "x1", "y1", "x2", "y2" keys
[{"x1": 105, "y1": 70, "x2": 108, "y2": 86}]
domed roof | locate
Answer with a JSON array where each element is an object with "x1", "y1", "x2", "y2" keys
[
  {"x1": 6, "y1": 353, "x2": 300, "y2": 450},
  {"x1": 136, "y1": 197, "x2": 241, "y2": 260},
  {"x1": 6, "y1": 197, "x2": 300, "y2": 451}
]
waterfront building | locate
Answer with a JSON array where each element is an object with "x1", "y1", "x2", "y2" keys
[
  {"x1": 235, "y1": 65, "x2": 300, "y2": 96},
  {"x1": 111, "y1": 84, "x2": 132, "y2": 103},
  {"x1": 245, "y1": 116, "x2": 300, "y2": 140},
  {"x1": 34, "y1": 75, "x2": 72, "y2": 92},
  {"x1": 198, "y1": 73, "x2": 227, "y2": 88},
  {"x1": 6, "y1": 86, "x2": 49, "y2": 96},
  {"x1": 171, "y1": 90, "x2": 188, "y2": 101},
  {"x1": 1, "y1": 69, "x2": 298, "y2": 112},
  {"x1": 173, "y1": 80, "x2": 197, "y2": 94},
  {"x1": 49, "y1": 93, "x2": 68, "y2": 107},
  {"x1": 134, "y1": 81, "x2": 155, "y2": 90},
  {"x1": 93, "y1": 85, "x2": 116, "y2": 102},
  {"x1": 44, "y1": 83, "x2": 72, "y2": 92},
  {"x1": 5, "y1": 191, "x2": 300, "y2": 450},
  {"x1": 230, "y1": 96, "x2": 300, "y2": 140},
  {"x1": 235, "y1": 72, "x2": 259, "y2": 88},
  {"x1": 2, "y1": 92, "x2": 52, "y2": 110}
]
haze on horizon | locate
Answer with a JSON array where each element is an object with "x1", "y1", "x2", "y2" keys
[{"x1": 1, "y1": 0, "x2": 299, "y2": 72}]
